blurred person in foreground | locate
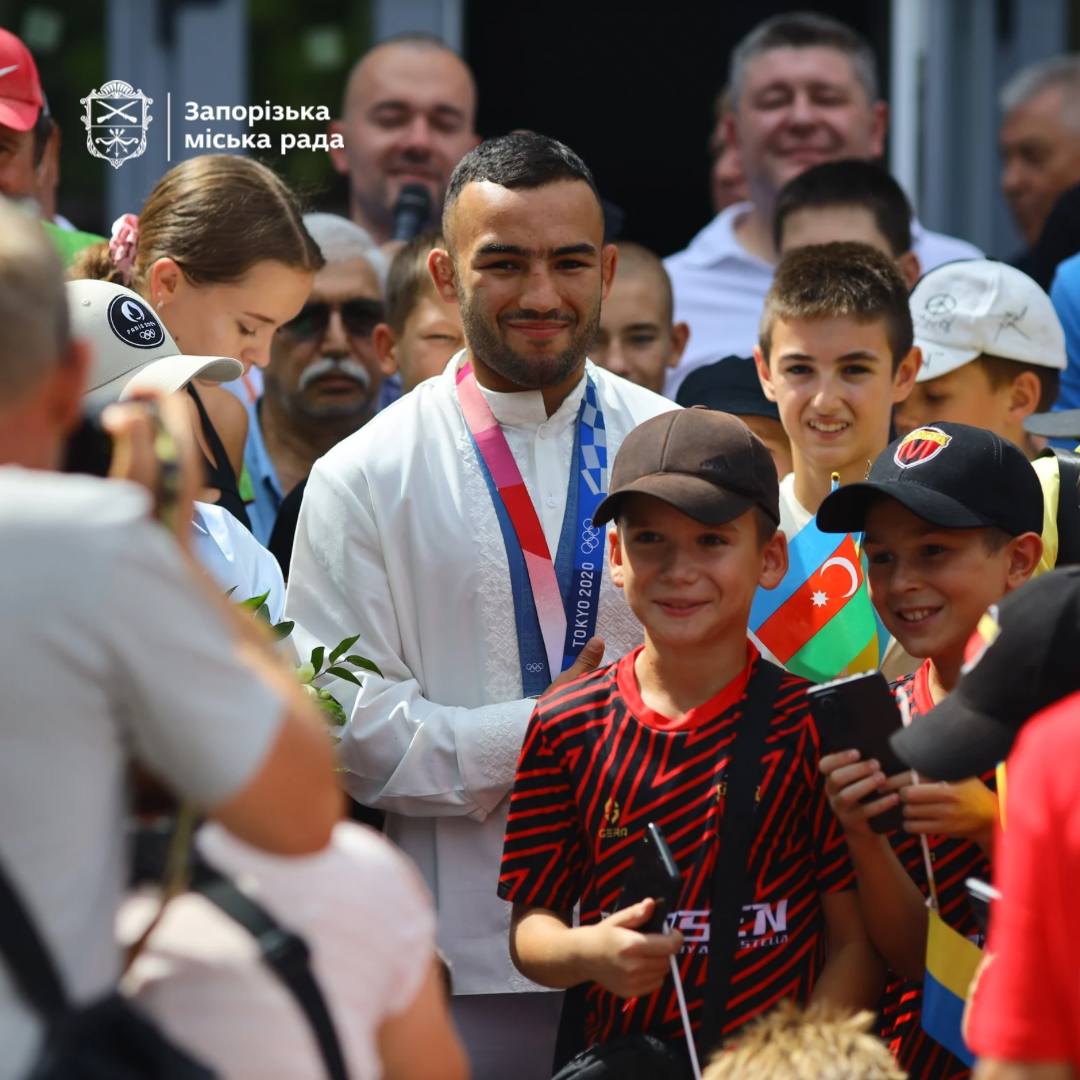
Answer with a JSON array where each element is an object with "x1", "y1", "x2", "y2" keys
[
  {"x1": 665, "y1": 11, "x2": 980, "y2": 395},
  {"x1": 285, "y1": 132, "x2": 676, "y2": 1078},
  {"x1": 705, "y1": 1001, "x2": 905, "y2": 1080},
  {"x1": 245, "y1": 213, "x2": 387, "y2": 546},
  {"x1": 589, "y1": 241, "x2": 689, "y2": 393},
  {"x1": 890, "y1": 567, "x2": 1080, "y2": 1079},
  {"x1": 330, "y1": 34, "x2": 480, "y2": 246},
  {"x1": 0, "y1": 199, "x2": 341, "y2": 1079}
]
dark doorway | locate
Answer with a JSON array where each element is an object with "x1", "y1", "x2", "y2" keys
[{"x1": 464, "y1": 2, "x2": 889, "y2": 257}]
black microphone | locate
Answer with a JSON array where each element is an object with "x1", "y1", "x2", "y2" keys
[{"x1": 391, "y1": 183, "x2": 433, "y2": 242}]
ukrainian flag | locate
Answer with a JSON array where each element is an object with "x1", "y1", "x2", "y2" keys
[{"x1": 922, "y1": 909, "x2": 982, "y2": 1065}]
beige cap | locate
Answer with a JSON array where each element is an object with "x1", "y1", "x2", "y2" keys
[
  {"x1": 66, "y1": 279, "x2": 242, "y2": 405},
  {"x1": 911, "y1": 259, "x2": 1066, "y2": 382}
]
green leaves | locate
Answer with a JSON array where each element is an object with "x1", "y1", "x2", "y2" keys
[
  {"x1": 233, "y1": 590, "x2": 380, "y2": 732},
  {"x1": 346, "y1": 654, "x2": 383, "y2": 677},
  {"x1": 329, "y1": 633, "x2": 361, "y2": 664}
]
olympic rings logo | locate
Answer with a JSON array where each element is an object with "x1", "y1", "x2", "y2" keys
[{"x1": 580, "y1": 518, "x2": 602, "y2": 554}]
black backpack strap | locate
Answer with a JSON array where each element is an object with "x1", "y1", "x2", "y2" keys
[
  {"x1": 701, "y1": 658, "x2": 783, "y2": 1051},
  {"x1": 192, "y1": 873, "x2": 349, "y2": 1080},
  {"x1": 0, "y1": 857, "x2": 71, "y2": 1022},
  {"x1": 1043, "y1": 447, "x2": 1080, "y2": 566}
]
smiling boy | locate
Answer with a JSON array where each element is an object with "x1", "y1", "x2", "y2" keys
[
  {"x1": 753, "y1": 242, "x2": 920, "y2": 538},
  {"x1": 500, "y1": 409, "x2": 879, "y2": 1070},
  {"x1": 814, "y1": 422, "x2": 1043, "y2": 1077}
]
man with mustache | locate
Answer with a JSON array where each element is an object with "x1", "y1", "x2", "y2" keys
[
  {"x1": 329, "y1": 33, "x2": 480, "y2": 246},
  {"x1": 244, "y1": 213, "x2": 387, "y2": 544},
  {"x1": 664, "y1": 11, "x2": 982, "y2": 397},
  {"x1": 285, "y1": 133, "x2": 676, "y2": 1078}
]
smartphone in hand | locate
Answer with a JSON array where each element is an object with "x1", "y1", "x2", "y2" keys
[
  {"x1": 807, "y1": 671, "x2": 907, "y2": 833},
  {"x1": 616, "y1": 822, "x2": 681, "y2": 933}
]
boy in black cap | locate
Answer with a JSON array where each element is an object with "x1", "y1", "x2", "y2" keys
[
  {"x1": 891, "y1": 568, "x2": 1080, "y2": 1074},
  {"x1": 814, "y1": 421, "x2": 1044, "y2": 1078},
  {"x1": 500, "y1": 409, "x2": 878, "y2": 1072}
]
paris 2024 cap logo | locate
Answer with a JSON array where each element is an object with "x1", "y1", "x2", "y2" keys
[
  {"x1": 107, "y1": 295, "x2": 165, "y2": 350},
  {"x1": 80, "y1": 81, "x2": 153, "y2": 169}
]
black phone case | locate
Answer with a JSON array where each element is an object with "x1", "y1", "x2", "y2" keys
[
  {"x1": 616, "y1": 822, "x2": 682, "y2": 933},
  {"x1": 806, "y1": 671, "x2": 907, "y2": 833}
]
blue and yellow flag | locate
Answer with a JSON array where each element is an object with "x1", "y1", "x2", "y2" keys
[{"x1": 922, "y1": 910, "x2": 982, "y2": 1065}]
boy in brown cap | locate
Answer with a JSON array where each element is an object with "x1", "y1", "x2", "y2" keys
[{"x1": 499, "y1": 409, "x2": 879, "y2": 1075}]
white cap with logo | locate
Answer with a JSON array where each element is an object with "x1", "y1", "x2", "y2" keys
[
  {"x1": 910, "y1": 259, "x2": 1066, "y2": 382},
  {"x1": 66, "y1": 279, "x2": 243, "y2": 405}
]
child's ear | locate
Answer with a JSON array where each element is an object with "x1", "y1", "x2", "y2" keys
[
  {"x1": 607, "y1": 527, "x2": 625, "y2": 589},
  {"x1": 758, "y1": 527, "x2": 788, "y2": 589},
  {"x1": 668, "y1": 322, "x2": 690, "y2": 368},
  {"x1": 1004, "y1": 532, "x2": 1044, "y2": 589},
  {"x1": 891, "y1": 345, "x2": 921, "y2": 404},
  {"x1": 753, "y1": 345, "x2": 778, "y2": 402},
  {"x1": 372, "y1": 323, "x2": 398, "y2": 376},
  {"x1": 1006, "y1": 370, "x2": 1042, "y2": 421},
  {"x1": 898, "y1": 251, "x2": 922, "y2": 290}
]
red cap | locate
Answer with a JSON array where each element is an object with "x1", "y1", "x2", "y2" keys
[{"x1": 0, "y1": 29, "x2": 43, "y2": 132}]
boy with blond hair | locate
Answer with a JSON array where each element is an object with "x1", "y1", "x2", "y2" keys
[{"x1": 704, "y1": 1000, "x2": 906, "y2": 1080}]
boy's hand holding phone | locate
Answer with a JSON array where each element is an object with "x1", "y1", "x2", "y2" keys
[
  {"x1": 580, "y1": 899, "x2": 683, "y2": 999},
  {"x1": 900, "y1": 776, "x2": 998, "y2": 851},
  {"x1": 819, "y1": 750, "x2": 906, "y2": 837}
]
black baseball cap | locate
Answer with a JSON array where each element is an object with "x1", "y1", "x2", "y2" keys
[
  {"x1": 676, "y1": 356, "x2": 781, "y2": 421},
  {"x1": 891, "y1": 567, "x2": 1080, "y2": 780},
  {"x1": 817, "y1": 422, "x2": 1042, "y2": 537},
  {"x1": 593, "y1": 407, "x2": 780, "y2": 527}
]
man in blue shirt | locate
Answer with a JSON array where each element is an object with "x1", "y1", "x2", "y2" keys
[{"x1": 244, "y1": 213, "x2": 386, "y2": 543}]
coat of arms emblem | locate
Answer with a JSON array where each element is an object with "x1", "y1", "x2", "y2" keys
[{"x1": 80, "y1": 80, "x2": 152, "y2": 169}]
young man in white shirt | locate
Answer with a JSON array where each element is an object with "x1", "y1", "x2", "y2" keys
[{"x1": 285, "y1": 132, "x2": 677, "y2": 1079}]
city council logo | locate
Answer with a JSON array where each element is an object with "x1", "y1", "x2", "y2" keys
[{"x1": 80, "y1": 81, "x2": 152, "y2": 169}]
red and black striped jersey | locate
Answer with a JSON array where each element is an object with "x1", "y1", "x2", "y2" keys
[
  {"x1": 499, "y1": 645, "x2": 854, "y2": 1047},
  {"x1": 879, "y1": 662, "x2": 994, "y2": 1080}
]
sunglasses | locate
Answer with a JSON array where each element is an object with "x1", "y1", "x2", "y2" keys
[{"x1": 280, "y1": 298, "x2": 384, "y2": 341}]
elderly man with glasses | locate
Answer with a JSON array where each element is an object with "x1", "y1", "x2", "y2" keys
[{"x1": 243, "y1": 213, "x2": 388, "y2": 545}]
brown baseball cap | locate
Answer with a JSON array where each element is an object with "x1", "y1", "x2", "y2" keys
[{"x1": 593, "y1": 407, "x2": 780, "y2": 527}]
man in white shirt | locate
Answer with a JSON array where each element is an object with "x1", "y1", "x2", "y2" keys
[
  {"x1": 285, "y1": 132, "x2": 677, "y2": 1079},
  {"x1": 665, "y1": 11, "x2": 982, "y2": 396}
]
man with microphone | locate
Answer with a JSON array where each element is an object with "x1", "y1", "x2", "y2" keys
[{"x1": 329, "y1": 33, "x2": 480, "y2": 246}]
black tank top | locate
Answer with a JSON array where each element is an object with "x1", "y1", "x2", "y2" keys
[{"x1": 186, "y1": 383, "x2": 252, "y2": 530}]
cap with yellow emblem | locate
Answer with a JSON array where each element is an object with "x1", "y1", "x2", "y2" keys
[{"x1": 817, "y1": 421, "x2": 1042, "y2": 539}]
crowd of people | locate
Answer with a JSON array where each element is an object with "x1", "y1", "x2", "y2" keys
[{"x1": 3, "y1": 9, "x2": 1080, "y2": 1080}]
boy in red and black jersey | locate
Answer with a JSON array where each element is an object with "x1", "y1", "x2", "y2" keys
[
  {"x1": 500, "y1": 409, "x2": 881, "y2": 1066},
  {"x1": 816, "y1": 422, "x2": 1044, "y2": 1078}
]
